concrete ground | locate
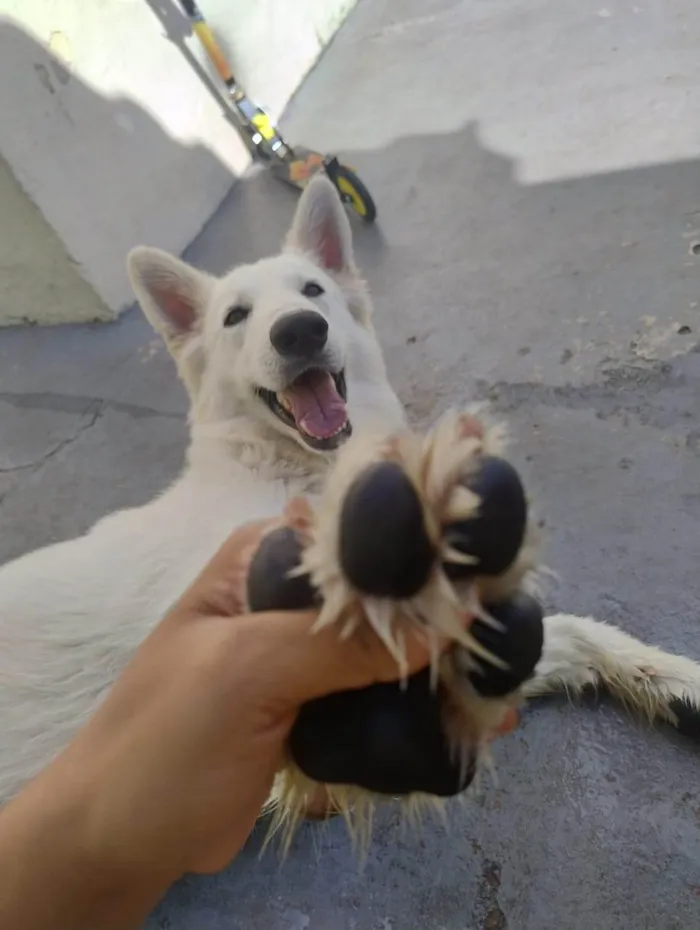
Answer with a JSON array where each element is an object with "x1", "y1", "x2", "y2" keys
[{"x1": 2, "y1": 0, "x2": 700, "y2": 926}]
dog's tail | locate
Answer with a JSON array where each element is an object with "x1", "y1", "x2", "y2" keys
[{"x1": 524, "y1": 613, "x2": 700, "y2": 738}]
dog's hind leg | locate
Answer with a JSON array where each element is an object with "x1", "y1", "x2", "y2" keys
[{"x1": 524, "y1": 613, "x2": 700, "y2": 738}]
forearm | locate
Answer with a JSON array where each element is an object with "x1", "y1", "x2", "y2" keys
[{"x1": 0, "y1": 761, "x2": 176, "y2": 930}]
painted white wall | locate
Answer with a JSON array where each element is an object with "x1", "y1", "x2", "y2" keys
[{"x1": 0, "y1": 0, "x2": 357, "y2": 325}]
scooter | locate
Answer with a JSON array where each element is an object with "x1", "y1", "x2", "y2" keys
[{"x1": 176, "y1": 0, "x2": 377, "y2": 222}]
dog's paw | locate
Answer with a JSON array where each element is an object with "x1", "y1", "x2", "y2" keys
[
  {"x1": 246, "y1": 408, "x2": 544, "y2": 809},
  {"x1": 246, "y1": 521, "x2": 474, "y2": 796}
]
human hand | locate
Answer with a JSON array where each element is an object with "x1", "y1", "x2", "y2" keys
[{"x1": 48, "y1": 514, "x2": 482, "y2": 882}]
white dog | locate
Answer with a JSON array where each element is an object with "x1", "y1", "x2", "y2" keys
[{"x1": 0, "y1": 175, "x2": 698, "y2": 818}]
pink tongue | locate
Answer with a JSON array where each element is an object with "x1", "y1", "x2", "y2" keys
[{"x1": 283, "y1": 370, "x2": 347, "y2": 439}]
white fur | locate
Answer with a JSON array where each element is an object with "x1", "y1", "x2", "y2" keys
[
  {"x1": 0, "y1": 175, "x2": 697, "y2": 808},
  {"x1": 525, "y1": 614, "x2": 700, "y2": 726}
]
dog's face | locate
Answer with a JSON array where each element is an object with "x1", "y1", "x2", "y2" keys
[
  {"x1": 204, "y1": 250, "x2": 354, "y2": 452},
  {"x1": 128, "y1": 176, "x2": 396, "y2": 453}
]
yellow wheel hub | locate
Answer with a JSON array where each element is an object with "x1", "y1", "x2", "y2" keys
[{"x1": 336, "y1": 175, "x2": 367, "y2": 217}]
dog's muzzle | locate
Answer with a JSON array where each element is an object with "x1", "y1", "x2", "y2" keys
[{"x1": 256, "y1": 313, "x2": 351, "y2": 451}]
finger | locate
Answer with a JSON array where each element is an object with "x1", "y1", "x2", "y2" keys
[
  {"x1": 283, "y1": 496, "x2": 315, "y2": 537},
  {"x1": 236, "y1": 608, "x2": 464, "y2": 708}
]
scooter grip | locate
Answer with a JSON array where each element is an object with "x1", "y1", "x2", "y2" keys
[{"x1": 177, "y1": 0, "x2": 199, "y2": 19}]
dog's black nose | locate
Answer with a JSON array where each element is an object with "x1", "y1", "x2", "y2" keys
[{"x1": 270, "y1": 311, "x2": 328, "y2": 358}]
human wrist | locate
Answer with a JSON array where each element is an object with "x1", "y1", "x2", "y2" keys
[
  {"x1": 0, "y1": 749, "x2": 178, "y2": 930},
  {"x1": 57, "y1": 738, "x2": 184, "y2": 885}
]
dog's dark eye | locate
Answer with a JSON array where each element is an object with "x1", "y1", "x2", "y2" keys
[
  {"x1": 224, "y1": 305, "x2": 250, "y2": 327},
  {"x1": 301, "y1": 281, "x2": 324, "y2": 299}
]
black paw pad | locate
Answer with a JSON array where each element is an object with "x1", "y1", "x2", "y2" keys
[
  {"x1": 667, "y1": 697, "x2": 700, "y2": 740},
  {"x1": 339, "y1": 461, "x2": 436, "y2": 599},
  {"x1": 444, "y1": 456, "x2": 528, "y2": 580},
  {"x1": 467, "y1": 592, "x2": 544, "y2": 697},
  {"x1": 247, "y1": 526, "x2": 318, "y2": 612},
  {"x1": 289, "y1": 669, "x2": 475, "y2": 797}
]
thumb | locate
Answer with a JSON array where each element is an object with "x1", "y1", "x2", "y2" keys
[{"x1": 235, "y1": 608, "x2": 455, "y2": 708}]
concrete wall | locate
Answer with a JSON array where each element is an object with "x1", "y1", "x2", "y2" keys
[
  {"x1": 0, "y1": 153, "x2": 111, "y2": 326},
  {"x1": 0, "y1": 0, "x2": 356, "y2": 325}
]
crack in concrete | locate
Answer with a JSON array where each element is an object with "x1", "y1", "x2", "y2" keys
[
  {"x1": 0, "y1": 391, "x2": 184, "y2": 422},
  {"x1": 0, "y1": 402, "x2": 105, "y2": 475},
  {"x1": 474, "y1": 359, "x2": 699, "y2": 431}
]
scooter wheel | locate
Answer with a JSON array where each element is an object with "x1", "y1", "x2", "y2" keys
[{"x1": 333, "y1": 165, "x2": 377, "y2": 223}]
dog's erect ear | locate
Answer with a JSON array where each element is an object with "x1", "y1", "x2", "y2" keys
[
  {"x1": 127, "y1": 247, "x2": 213, "y2": 350},
  {"x1": 285, "y1": 175, "x2": 355, "y2": 274}
]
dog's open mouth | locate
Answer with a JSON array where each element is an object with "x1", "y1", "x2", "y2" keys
[{"x1": 257, "y1": 369, "x2": 352, "y2": 451}]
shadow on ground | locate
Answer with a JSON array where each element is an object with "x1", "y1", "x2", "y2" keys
[{"x1": 1, "y1": 12, "x2": 700, "y2": 930}]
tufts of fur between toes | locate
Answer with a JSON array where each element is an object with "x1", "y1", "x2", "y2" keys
[
  {"x1": 264, "y1": 407, "x2": 544, "y2": 850},
  {"x1": 263, "y1": 766, "x2": 452, "y2": 858}
]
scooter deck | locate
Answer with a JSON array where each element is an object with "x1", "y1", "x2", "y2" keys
[{"x1": 269, "y1": 145, "x2": 329, "y2": 190}]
